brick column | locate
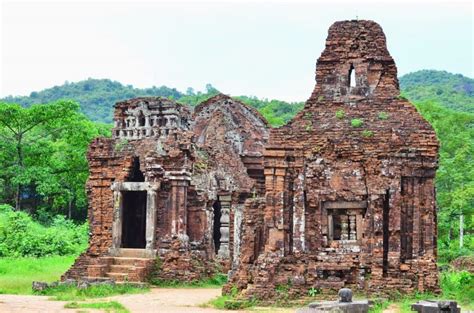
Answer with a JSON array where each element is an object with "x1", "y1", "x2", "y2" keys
[
  {"x1": 218, "y1": 194, "x2": 231, "y2": 258},
  {"x1": 111, "y1": 189, "x2": 123, "y2": 254},
  {"x1": 168, "y1": 171, "x2": 191, "y2": 237}
]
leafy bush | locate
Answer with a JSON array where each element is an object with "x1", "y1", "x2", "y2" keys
[
  {"x1": 440, "y1": 270, "x2": 473, "y2": 305},
  {"x1": 0, "y1": 205, "x2": 87, "y2": 257},
  {"x1": 351, "y1": 118, "x2": 364, "y2": 127}
]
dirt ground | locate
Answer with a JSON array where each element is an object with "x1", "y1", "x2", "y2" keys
[
  {"x1": 0, "y1": 288, "x2": 295, "y2": 313},
  {"x1": 0, "y1": 288, "x2": 404, "y2": 313}
]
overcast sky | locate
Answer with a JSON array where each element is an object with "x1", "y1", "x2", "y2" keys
[{"x1": 1, "y1": 0, "x2": 472, "y2": 101}]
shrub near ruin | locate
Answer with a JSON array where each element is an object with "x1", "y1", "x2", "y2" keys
[{"x1": 0, "y1": 205, "x2": 87, "y2": 257}]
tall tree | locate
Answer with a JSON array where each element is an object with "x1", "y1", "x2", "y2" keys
[{"x1": 0, "y1": 100, "x2": 109, "y2": 214}]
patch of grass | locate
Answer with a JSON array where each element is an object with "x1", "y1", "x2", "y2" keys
[
  {"x1": 150, "y1": 273, "x2": 227, "y2": 288},
  {"x1": 368, "y1": 300, "x2": 390, "y2": 313},
  {"x1": 439, "y1": 270, "x2": 473, "y2": 307},
  {"x1": 65, "y1": 301, "x2": 129, "y2": 313},
  {"x1": 206, "y1": 294, "x2": 259, "y2": 310},
  {"x1": 0, "y1": 256, "x2": 76, "y2": 295},
  {"x1": 37, "y1": 283, "x2": 148, "y2": 301},
  {"x1": 378, "y1": 112, "x2": 389, "y2": 120},
  {"x1": 307, "y1": 287, "x2": 321, "y2": 297},
  {"x1": 206, "y1": 294, "x2": 233, "y2": 309},
  {"x1": 362, "y1": 130, "x2": 374, "y2": 138},
  {"x1": 335, "y1": 109, "x2": 345, "y2": 119},
  {"x1": 205, "y1": 285, "x2": 259, "y2": 310},
  {"x1": 275, "y1": 282, "x2": 292, "y2": 306},
  {"x1": 114, "y1": 139, "x2": 129, "y2": 152},
  {"x1": 351, "y1": 118, "x2": 364, "y2": 127}
]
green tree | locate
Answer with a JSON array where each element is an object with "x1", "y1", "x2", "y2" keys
[
  {"x1": 0, "y1": 100, "x2": 110, "y2": 216},
  {"x1": 415, "y1": 100, "x2": 474, "y2": 261}
]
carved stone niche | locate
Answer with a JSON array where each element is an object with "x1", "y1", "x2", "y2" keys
[{"x1": 324, "y1": 201, "x2": 367, "y2": 245}]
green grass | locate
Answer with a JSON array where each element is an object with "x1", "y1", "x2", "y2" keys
[
  {"x1": 362, "y1": 130, "x2": 374, "y2": 138},
  {"x1": 37, "y1": 283, "x2": 149, "y2": 301},
  {"x1": 0, "y1": 255, "x2": 76, "y2": 294},
  {"x1": 369, "y1": 270, "x2": 474, "y2": 313},
  {"x1": 368, "y1": 300, "x2": 390, "y2": 313},
  {"x1": 205, "y1": 294, "x2": 233, "y2": 309},
  {"x1": 335, "y1": 109, "x2": 345, "y2": 119},
  {"x1": 64, "y1": 300, "x2": 129, "y2": 312},
  {"x1": 351, "y1": 118, "x2": 364, "y2": 127},
  {"x1": 149, "y1": 273, "x2": 227, "y2": 288}
]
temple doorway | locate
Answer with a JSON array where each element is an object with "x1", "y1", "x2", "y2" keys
[
  {"x1": 213, "y1": 200, "x2": 222, "y2": 254},
  {"x1": 121, "y1": 191, "x2": 147, "y2": 248}
]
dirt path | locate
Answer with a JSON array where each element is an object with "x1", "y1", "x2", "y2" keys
[
  {"x1": 0, "y1": 288, "x2": 244, "y2": 313},
  {"x1": 383, "y1": 303, "x2": 400, "y2": 313},
  {"x1": 108, "y1": 288, "x2": 242, "y2": 313},
  {"x1": 0, "y1": 294, "x2": 71, "y2": 313},
  {"x1": 0, "y1": 288, "x2": 300, "y2": 313}
]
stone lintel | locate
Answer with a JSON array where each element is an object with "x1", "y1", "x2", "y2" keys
[
  {"x1": 111, "y1": 181, "x2": 160, "y2": 191},
  {"x1": 323, "y1": 201, "x2": 367, "y2": 209}
]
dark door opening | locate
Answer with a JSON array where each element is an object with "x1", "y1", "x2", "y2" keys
[
  {"x1": 213, "y1": 200, "x2": 221, "y2": 254},
  {"x1": 122, "y1": 191, "x2": 147, "y2": 248}
]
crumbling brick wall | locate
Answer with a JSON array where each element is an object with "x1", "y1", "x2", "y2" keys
[{"x1": 228, "y1": 20, "x2": 439, "y2": 299}]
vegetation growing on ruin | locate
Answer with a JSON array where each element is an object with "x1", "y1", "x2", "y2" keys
[
  {"x1": 335, "y1": 109, "x2": 345, "y2": 119},
  {"x1": 361, "y1": 130, "x2": 374, "y2": 137},
  {"x1": 350, "y1": 118, "x2": 364, "y2": 127},
  {"x1": 377, "y1": 112, "x2": 389, "y2": 120}
]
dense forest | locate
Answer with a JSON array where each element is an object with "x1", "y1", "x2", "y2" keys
[
  {"x1": 0, "y1": 70, "x2": 472, "y2": 262},
  {"x1": 1, "y1": 80, "x2": 305, "y2": 126}
]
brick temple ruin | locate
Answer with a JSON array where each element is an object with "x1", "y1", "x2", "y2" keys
[{"x1": 64, "y1": 20, "x2": 439, "y2": 298}]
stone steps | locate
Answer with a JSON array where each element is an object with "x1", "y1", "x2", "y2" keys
[
  {"x1": 119, "y1": 248, "x2": 150, "y2": 258},
  {"x1": 106, "y1": 272, "x2": 129, "y2": 281},
  {"x1": 109, "y1": 264, "x2": 130, "y2": 272},
  {"x1": 85, "y1": 276, "x2": 149, "y2": 287},
  {"x1": 87, "y1": 249, "x2": 155, "y2": 283},
  {"x1": 113, "y1": 257, "x2": 153, "y2": 267}
]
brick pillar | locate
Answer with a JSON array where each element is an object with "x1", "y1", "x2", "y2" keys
[
  {"x1": 170, "y1": 175, "x2": 190, "y2": 237},
  {"x1": 111, "y1": 190, "x2": 123, "y2": 254},
  {"x1": 263, "y1": 164, "x2": 287, "y2": 255},
  {"x1": 145, "y1": 188, "x2": 157, "y2": 252},
  {"x1": 218, "y1": 194, "x2": 231, "y2": 258}
]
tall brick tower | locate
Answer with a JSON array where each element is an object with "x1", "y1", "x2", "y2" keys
[{"x1": 228, "y1": 20, "x2": 439, "y2": 299}]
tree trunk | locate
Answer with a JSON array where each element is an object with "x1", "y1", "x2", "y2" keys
[
  {"x1": 15, "y1": 134, "x2": 24, "y2": 211},
  {"x1": 460, "y1": 213, "x2": 464, "y2": 248},
  {"x1": 68, "y1": 198, "x2": 73, "y2": 219},
  {"x1": 15, "y1": 184, "x2": 21, "y2": 211}
]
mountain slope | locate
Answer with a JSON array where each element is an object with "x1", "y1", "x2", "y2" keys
[
  {"x1": 1, "y1": 79, "x2": 183, "y2": 123},
  {"x1": 1, "y1": 70, "x2": 472, "y2": 124},
  {"x1": 399, "y1": 70, "x2": 473, "y2": 113}
]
